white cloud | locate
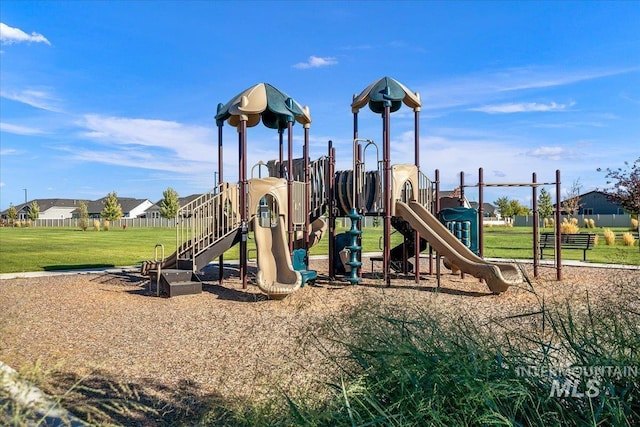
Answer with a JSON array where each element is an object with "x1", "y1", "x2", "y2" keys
[
  {"x1": 417, "y1": 66, "x2": 638, "y2": 111},
  {"x1": 78, "y1": 114, "x2": 212, "y2": 153},
  {"x1": 0, "y1": 148, "x2": 21, "y2": 156},
  {"x1": 0, "y1": 122, "x2": 46, "y2": 135},
  {"x1": 470, "y1": 101, "x2": 575, "y2": 114},
  {"x1": 0, "y1": 23, "x2": 50, "y2": 45},
  {"x1": 526, "y1": 146, "x2": 568, "y2": 161},
  {"x1": 72, "y1": 114, "x2": 217, "y2": 174},
  {"x1": 0, "y1": 88, "x2": 61, "y2": 112},
  {"x1": 293, "y1": 56, "x2": 338, "y2": 69}
]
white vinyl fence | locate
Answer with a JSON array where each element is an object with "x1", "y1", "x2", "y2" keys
[
  {"x1": 514, "y1": 214, "x2": 633, "y2": 228},
  {"x1": 31, "y1": 217, "x2": 177, "y2": 228}
]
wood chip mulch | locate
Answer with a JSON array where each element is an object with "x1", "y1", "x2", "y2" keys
[{"x1": 1, "y1": 257, "x2": 639, "y2": 416}]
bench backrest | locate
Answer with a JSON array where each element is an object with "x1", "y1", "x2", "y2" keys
[{"x1": 540, "y1": 233, "x2": 596, "y2": 248}]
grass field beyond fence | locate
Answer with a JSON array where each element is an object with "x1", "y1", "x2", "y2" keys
[{"x1": 0, "y1": 225, "x2": 637, "y2": 274}]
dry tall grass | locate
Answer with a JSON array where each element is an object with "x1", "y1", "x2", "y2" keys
[
  {"x1": 560, "y1": 217, "x2": 579, "y2": 234},
  {"x1": 622, "y1": 232, "x2": 636, "y2": 247},
  {"x1": 603, "y1": 228, "x2": 616, "y2": 245}
]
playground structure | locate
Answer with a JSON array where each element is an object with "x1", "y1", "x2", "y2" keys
[{"x1": 141, "y1": 77, "x2": 529, "y2": 299}]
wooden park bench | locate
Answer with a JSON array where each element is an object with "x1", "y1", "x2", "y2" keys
[{"x1": 540, "y1": 233, "x2": 596, "y2": 261}]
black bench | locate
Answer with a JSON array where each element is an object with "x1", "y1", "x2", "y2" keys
[{"x1": 540, "y1": 233, "x2": 596, "y2": 261}]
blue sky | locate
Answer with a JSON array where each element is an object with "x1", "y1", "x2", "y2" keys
[{"x1": 1, "y1": 1, "x2": 639, "y2": 211}]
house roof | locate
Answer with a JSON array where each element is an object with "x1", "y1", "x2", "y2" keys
[
  {"x1": 1, "y1": 199, "x2": 90, "y2": 215},
  {"x1": 83, "y1": 196, "x2": 152, "y2": 214},
  {"x1": 469, "y1": 201, "x2": 496, "y2": 212},
  {"x1": 147, "y1": 194, "x2": 203, "y2": 210}
]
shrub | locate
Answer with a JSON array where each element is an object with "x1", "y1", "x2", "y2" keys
[
  {"x1": 25, "y1": 219, "x2": 32, "y2": 228},
  {"x1": 632, "y1": 218, "x2": 639, "y2": 231},
  {"x1": 603, "y1": 228, "x2": 616, "y2": 245},
  {"x1": 93, "y1": 219, "x2": 100, "y2": 231},
  {"x1": 79, "y1": 218, "x2": 89, "y2": 231},
  {"x1": 282, "y1": 277, "x2": 640, "y2": 427},
  {"x1": 103, "y1": 220, "x2": 110, "y2": 231},
  {"x1": 560, "y1": 218, "x2": 579, "y2": 234},
  {"x1": 622, "y1": 232, "x2": 636, "y2": 247}
]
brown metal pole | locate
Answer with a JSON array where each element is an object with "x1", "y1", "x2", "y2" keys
[
  {"x1": 287, "y1": 120, "x2": 294, "y2": 253},
  {"x1": 431, "y1": 169, "x2": 440, "y2": 276},
  {"x1": 435, "y1": 169, "x2": 441, "y2": 288},
  {"x1": 555, "y1": 169, "x2": 562, "y2": 281},
  {"x1": 216, "y1": 115, "x2": 224, "y2": 284},
  {"x1": 279, "y1": 128, "x2": 284, "y2": 178},
  {"x1": 459, "y1": 171, "x2": 465, "y2": 279},
  {"x1": 328, "y1": 141, "x2": 335, "y2": 280},
  {"x1": 460, "y1": 171, "x2": 465, "y2": 207},
  {"x1": 356, "y1": 143, "x2": 363, "y2": 279},
  {"x1": 478, "y1": 167, "x2": 484, "y2": 258},
  {"x1": 239, "y1": 120, "x2": 248, "y2": 289},
  {"x1": 414, "y1": 107, "x2": 420, "y2": 283},
  {"x1": 304, "y1": 124, "x2": 310, "y2": 251},
  {"x1": 533, "y1": 172, "x2": 539, "y2": 278},
  {"x1": 383, "y1": 105, "x2": 391, "y2": 287}
]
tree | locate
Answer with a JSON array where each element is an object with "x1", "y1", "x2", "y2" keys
[
  {"x1": 494, "y1": 197, "x2": 512, "y2": 220},
  {"x1": 598, "y1": 157, "x2": 640, "y2": 250},
  {"x1": 538, "y1": 188, "x2": 554, "y2": 219},
  {"x1": 562, "y1": 179, "x2": 582, "y2": 217},
  {"x1": 495, "y1": 196, "x2": 529, "y2": 222},
  {"x1": 7, "y1": 204, "x2": 17, "y2": 226},
  {"x1": 509, "y1": 199, "x2": 530, "y2": 216},
  {"x1": 77, "y1": 201, "x2": 89, "y2": 231},
  {"x1": 28, "y1": 201, "x2": 40, "y2": 221},
  {"x1": 159, "y1": 187, "x2": 180, "y2": 219},
  {"x1": 101, "y1": 191, "x2": 123, "y2": 221}
]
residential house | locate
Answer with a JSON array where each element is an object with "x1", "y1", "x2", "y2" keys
[
  {"x1": 144, "y1": 194, "x2": 202, "y2": 218},
  {"x1": 80, "y1": 197, "x2": 154, "y2": 219},
  {"x1": 439, "y1": 190, "x2": 471, "y2": 210},
  {"x1": 470, "y1": 201, "x2": 497, "y2": 217},
  {"x1": 573, "y1": 190, "x2": 626, "y2": 215},
  {"x1": 1, "y1": 199, "x2": 90, "y2": 221}
]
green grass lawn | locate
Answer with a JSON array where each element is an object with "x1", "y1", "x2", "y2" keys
[
  {"x1": 483, "y1": 226, "x2": 640, "y2": 265},
  {"x1": 0, "y1": 225, "x2": 637, "y2": 274}
]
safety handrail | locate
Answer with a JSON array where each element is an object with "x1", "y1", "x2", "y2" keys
[
  {"x1": 153, "y1": 243, "x2": 164, "y2": 296},
  {"x1": 175, "y1": 183, "x2": 240, "y2": 263}
]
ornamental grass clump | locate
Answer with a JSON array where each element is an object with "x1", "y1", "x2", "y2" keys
[
  {"x1": 278, "y1": 273, "x2": 640, "y2": 427},
  {"x1": 603, "y1": 228, "x2": 616, "y2": 245},
  {"x1": 622, "y1": 232, "x2": 636, "y2": 247},
  {"x1": 631, "y1": 218, "x2": 639, "y2": 231},
  {"x1": 92, "y1": 219, "x2": 100, "y2": 231},
  {"x1": 561, "y1": 217, "x2": 579, "y2": 234}
]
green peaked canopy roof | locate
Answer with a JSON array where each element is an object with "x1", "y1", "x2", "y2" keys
[
  {"x1": 215, "y1": 83, "x2": 311, "y2": 130},
  {"x1": 351, "y1": 76, "x2": 421, "y2": 114}
]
